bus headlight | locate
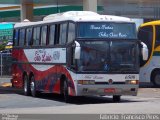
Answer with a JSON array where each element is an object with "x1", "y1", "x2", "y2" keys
[
  {"x1": 126, "y1": 80, "x2": 139, "y2": 85},
  {"x1": 78, "y1": 80, "x2": 95, "y2": 85}
]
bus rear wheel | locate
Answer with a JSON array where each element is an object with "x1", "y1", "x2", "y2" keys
[
  {"x1": 152, "y1": 71, "x2": 160, "y2": 87},
  {"x1": 23, "y1": 75, "x2": 31, "y2": 96}
]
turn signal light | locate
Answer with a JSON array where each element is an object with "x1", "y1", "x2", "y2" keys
[{"x1": 78, "y1": 80, "x2": 95, "y2": 85}]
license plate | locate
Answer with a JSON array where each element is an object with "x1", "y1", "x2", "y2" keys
[{"x1": 104, "y1": 88, "x2": 115, "y2": 93}]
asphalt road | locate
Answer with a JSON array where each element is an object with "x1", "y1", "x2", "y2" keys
[{"x1": 0, "y1": 77, "x2": 160, "y2": 115}]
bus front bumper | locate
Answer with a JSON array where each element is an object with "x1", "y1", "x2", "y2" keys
[{"x1": 76, "y1": 84, "x2": 138, "y2": 96}]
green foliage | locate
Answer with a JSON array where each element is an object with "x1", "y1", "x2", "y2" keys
[{"x1": 0, "y1": 44, "x2": 5, "y2": 51}]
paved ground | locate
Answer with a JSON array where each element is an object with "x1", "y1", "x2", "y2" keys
[{"x1": 0, "y1": 77, "x2": 160, "y2": 114}]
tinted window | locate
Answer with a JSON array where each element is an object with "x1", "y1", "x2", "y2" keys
[
  {"x1": 138, "y1": 26, "x2": 153, "y2": 53},
  {"x1": 26, "y1": 28, "x2": 32, "y2": 46},
  {"x1": 138, "y1": 26, "x2": 153, "y2": 66},
  {"x1": 49, "y1": 25, "x2": 55, "y2": 45},
  {"x1": 14, "y1": 29, "x2": 19, "y2": 46},
  {"x1": 68, "y1": 23, "x2": 75, "y2": 43},
  {"x1": 59, "y1": 23, "x2": 67, "y2": 44},
  {"x1": 78, "y1": 22, "x2": 137, "y2": 39},
  {"x1": 33, "y1": 27, "x2": 40, "y2": 46},
  {"x1": 41, "y1": 26, "x2": 47, "y2": 46},
  {"x1": 19, "y1": 29, "x2": 25, "y2": 46},
  {"x1": 110, "y1": 41, "x2": 138, "y2": 72},
  {"x1": 77, "y1": 41, "x2": 110, "y2": 71},
  {"x1": 156, "y1": 25, "x2": 160, "y2": 42}
]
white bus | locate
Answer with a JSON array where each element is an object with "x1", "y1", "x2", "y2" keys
[{"x1": 12, "y1": 11, "x2": 146, "y2": 102}]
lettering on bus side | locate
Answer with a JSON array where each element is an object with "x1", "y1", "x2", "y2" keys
[
  {"x1": 125, "y1": 75, "x2": 136, "y2": 80},
  {"x1": 53, "y1": 51, "x2": 60, "y2": 61},
  {"x1": 34, "y1": 49, "x2": 60, "y2": 62}
]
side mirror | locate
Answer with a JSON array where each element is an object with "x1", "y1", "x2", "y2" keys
[
  {"x1": 74, "y1": 41, "x2": 81, "y2": 59},
  {"x1": 141, "y1": 42, "x2": 148, "y2": 61}
]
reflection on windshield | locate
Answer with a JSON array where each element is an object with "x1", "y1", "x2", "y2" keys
[
  {"x1": 110, "y1": 41, "x2": 138, "y2": 72},
  {"x1": 77, "y1": 41, "x2": 109, "y2": 71},
  {"x1": 76, "y1": 41, "x2": 138, "y2": 72}
]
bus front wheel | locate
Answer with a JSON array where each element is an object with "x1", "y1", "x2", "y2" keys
[
  {"x1": 63, "y1": 80, "x2": 71, "y2": 103},
  {"x1": 113, "y1": 95, "x2": 121, "y2": 102},
  {"x1": 152, "y1": 71, "x2": 160, "y2": 87}
]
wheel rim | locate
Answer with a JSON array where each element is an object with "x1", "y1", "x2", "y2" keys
[
  {"x1": 30, "y1": 78, "x2": 35, "y2": 95},
  {"x1": 24, "y1": 77, "x2": 27, "y2": 93},
  {"x1": 155, "y1": 74, "x2": 160, "y2": 85}
]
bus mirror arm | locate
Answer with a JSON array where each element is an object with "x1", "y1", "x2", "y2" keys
[
  {"x1": 74, "y1": 41, "x2": 81, "y2": 59},
  {"x1": 141, "y1": 42, "x2": 148, "y2": 61}
]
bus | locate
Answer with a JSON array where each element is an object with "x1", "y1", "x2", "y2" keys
[
  {"x1": 12, "y1": 11, "x2": 147, "y2": 102},
  {"x1": 138, "y1": 20, "x2": 160, "y2": 87}
]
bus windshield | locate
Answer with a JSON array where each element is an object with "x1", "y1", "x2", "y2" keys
[
  {"x1": 77, "y1": 41, "x2": 139, "y2": 72},
  {"x1": 77, "y1": 22, "x2": 137, "y2": 39}
]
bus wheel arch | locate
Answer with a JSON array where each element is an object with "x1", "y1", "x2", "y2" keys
[{"x1": 151, "y1": 69, "x2": 160, "y2": 87}]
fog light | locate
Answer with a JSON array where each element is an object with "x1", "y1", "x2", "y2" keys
[{"x1": 83, "y1": 88, "x2": 88, "y2": 92}]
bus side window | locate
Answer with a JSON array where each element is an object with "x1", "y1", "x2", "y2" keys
[
  {"x1": 19, "y1": 29, "x2": 25, "y2": 46},
  {"x1": 49, "y1": 25, "x2": 55, "y2": 45},
  {"x1": 41, "y1": 26, "x2": 48, "y2": 46},
  {"x1": 33, "y1": 27, "x2": 40, "y2": 46},
  {"x1": 59, "y1": 23, "x2": 67, "y2": 45},
  {"x1": 68, "y1": 22, "x2": 75, "y2": 43},
  {"x1": 13, "y1": 29, "x2": 19, "y2": 46},
  {"x1": 26, "y1": 28, "x2": 33, "y2": 46},
  {"x1": 155, "y1": 25, "x2": 160, "y2": 44}
]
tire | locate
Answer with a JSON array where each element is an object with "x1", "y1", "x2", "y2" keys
[
  {"x1": 63, "y1": 80, "x2": 71, "y2": 103},
  {"x1": 152, "y1": 71, "x2": 160, "y2": 87},
  {"x1": 113, "y1": 95, "x2": 121, "y2": 102},
  {"x1": 23, "y1": 75, "x2": 31, "y2": 96},
  {"x1": 30, "y1": 76, "x2": 38, "y2": 97}
]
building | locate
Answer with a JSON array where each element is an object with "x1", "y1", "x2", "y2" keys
[{"x1": 0, "y1": 0, "x2": 160, "y2": 22}]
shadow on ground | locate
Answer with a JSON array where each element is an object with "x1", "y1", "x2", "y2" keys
[{"x1": 0, "y1": 83, "x2": 156, "y2": 105}]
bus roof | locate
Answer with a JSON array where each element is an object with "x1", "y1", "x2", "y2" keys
[
  {"x1": 140, "y1": 20, "x2": 160, "y2": 27},
  {"x1": 14, "y1": 11, "x2": 134, "y2": 28}
]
